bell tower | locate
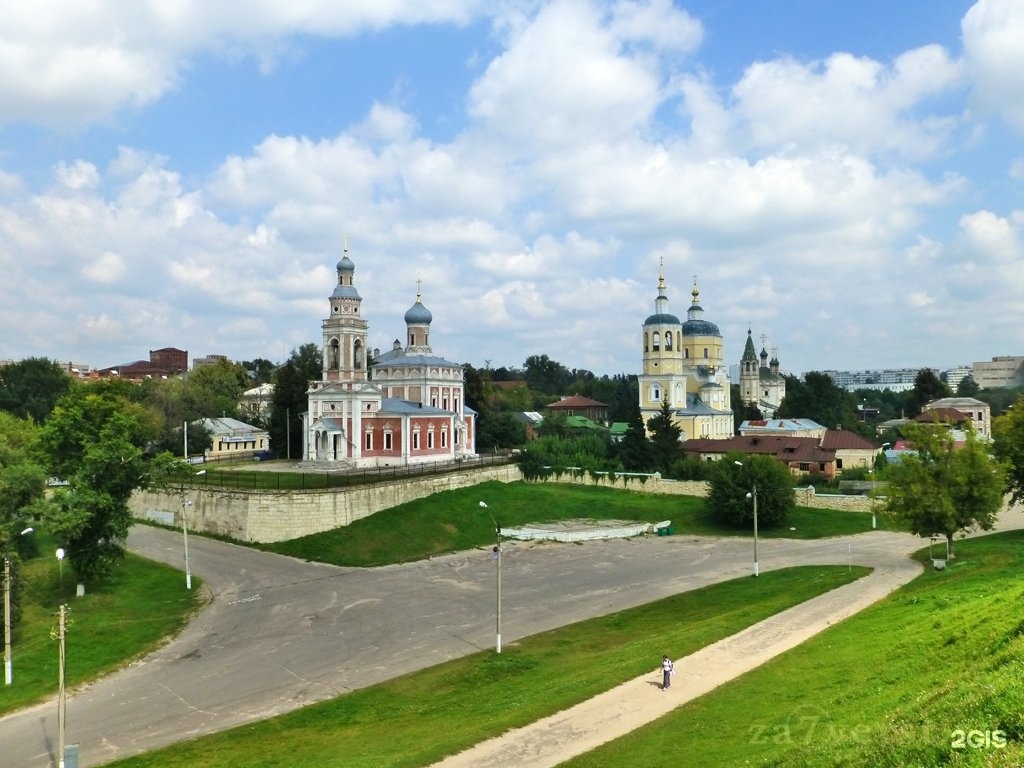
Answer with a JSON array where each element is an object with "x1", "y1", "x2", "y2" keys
[{"x1": 322, "y1": 239, "x2": 369, "y2": 383}]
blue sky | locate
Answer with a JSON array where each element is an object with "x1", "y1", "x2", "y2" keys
[{"x1": 1, "y1": 0, "x2": 1022, "y2": 379}]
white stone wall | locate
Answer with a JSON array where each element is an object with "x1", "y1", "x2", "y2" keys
[{"x1": 131, "y1": 465, "x2": 880, "y2": 544}]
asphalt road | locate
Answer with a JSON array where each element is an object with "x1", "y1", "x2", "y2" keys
[{"x1": 0, "y1": 524, "x2": 920, "y2": 767}]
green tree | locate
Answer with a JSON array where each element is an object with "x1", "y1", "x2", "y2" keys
[
  {"x1": 269, "y1": 344, "x2": 322, "y2": 460},
  {"x1": 183, "y1": 359, "x2": 248, "y2": 420},
  {"x1": 706, "y1": 453, "x2": 795, "y2": 529},
  {"x1": 731, "y1": 383, "x2": 763, "y2": 428},
  {"x1": 882, "y1": 421, "x2": 1004, "y2": 558},
  {"x1": 536, "y1": 409, "x2": 568, "y2": 438},
  {"x1": 523, "y1": 354, "x2": 572, "y2": 396},
  {"x1": 616, "y1": 407, "x2": 653, "y2": 472},
  {"x1": 0, "y1": 357, "x2": 72, "y2": 422},
  {"x1": 904, "y1": 369, "x2": 951, "y2": 416},
  {"x1": 956, "y1": 375, "x2": 980, "y2": 397},
  {"x1": 37, "y1": 390, "x2": 168, "y2": 583},
  {"x1": 646, "y1": 398, "x2": 681, "y2": 474},
  {"x1": 241, "y1": 358, "x2": 278, "y2": 385},
  {"x1": 776, "y1": 372, "x2": 861, "y2": 432},
  {"x1": 476, "y1": 412, "x2": 527, "y2": 451},
  {"x1": 993, "y1": 394, "x2": 1024, "y2": 506}
]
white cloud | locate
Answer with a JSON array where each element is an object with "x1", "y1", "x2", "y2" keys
[
  {"x1": 82, "y1": 251, "x2": 126, "y2": 283},
  {"x1": 958, "y1": 209, "x2": 1022, "y2": 264},
  {"x1": 0, "y1": 0, "x2": 486, "y2": 125},
  {"x1": 731, "y1": 46, "x2": 963, "y2": 159},
  {"x1": 963, "y1": 0, "x2": 1024, "y2": 133}
]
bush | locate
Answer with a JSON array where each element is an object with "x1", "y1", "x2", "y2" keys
[{"x1": 705, "y1": 453, "x2": 795, "y2": 529}]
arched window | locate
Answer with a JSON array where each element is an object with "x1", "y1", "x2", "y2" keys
[
  {"x1": 354, "y1": 340, "x2": 363, "y2": 369},
  {"x1": 652, "y1": 332, "x2": 660, "y2": 351},
  {"x1": 644, "y1": 332, "x2": 649, "y2": 353},
  {"x1": 328, "y1": 339, "x2": 340, "y2": 370},
  {"x1": 703, "y1": 348, "x2": 709, "y2": 358},
  {"x1": 665, "y1": 332, "x2": 673, "y2": 350}
]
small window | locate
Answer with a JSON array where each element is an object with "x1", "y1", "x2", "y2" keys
[
  {"x1": 665, "y1": 332, "x2": 673, "y2": 350},
  {"x1": 427, "y1": 429, "x2": 434, "y2": 449},
  {"x1": 384, "y1": 432, "x2": 393, "y2": 450},
  {"x1": 703, "y1": 348, "x2": 709, "y2": 358},
  {"x1": 441, "y1": 429, "x2": 448, "y2": 448},
  {"x1": 365, "y1": 431, "x2": 373, "y2": 450},
  {"x1": 413, "y1": 430, "x2": 420, "y2": 450}
]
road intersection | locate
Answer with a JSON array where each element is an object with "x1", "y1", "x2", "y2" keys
[{"x1": 0, "y1": 516, "x2": 991, "y2": 767}]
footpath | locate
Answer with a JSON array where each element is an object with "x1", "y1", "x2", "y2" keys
[
  {"x1": 432, "y1": 507, "x2": 1024, "y2": 768},
  {"x1": 429, "y1": 540, "x2": 923, "y2": 768}
]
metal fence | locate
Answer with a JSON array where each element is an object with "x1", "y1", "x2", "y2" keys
[{"x1": 179, "y1": 453, "x2": 518, "y2": 492}]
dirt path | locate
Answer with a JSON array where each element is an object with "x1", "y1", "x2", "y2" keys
[{"x1": 429, "y1": 541, "x2": 922, "y2": 768}]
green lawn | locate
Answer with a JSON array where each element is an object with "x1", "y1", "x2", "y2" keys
[
  {"x1": 258, "y1": 480, "x2": 882, "y2": 566},
  {"x1": 104, "y1": 565, "x2": 867, "y2": 768},
  {"x1": 564, "y1": 530, "x2": 1024, "y2": 767},
  {"x1": 0, "y1": 534, "x2": 203, "y2": 716}
]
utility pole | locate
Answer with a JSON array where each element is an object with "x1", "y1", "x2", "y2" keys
[
  {"x1": 57, "y1": 604, "x2": 67, "y2": 768},
  {"x1": 3, "y1": 557, "x2": 11, "y2": 685}
]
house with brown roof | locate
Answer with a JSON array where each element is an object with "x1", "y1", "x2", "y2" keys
[
  {"x1": 682, "y1": 434, "x2": 839, "y2": 480},
  {"x1": 920, "y1": 397, "x2": 991, "y2": 437},
  {"x1": 821, "y1": 429, "x2": 878, "y2": 472},
  {"x1": 545, "y1": 395, "x2": 609, "y2": 424}
]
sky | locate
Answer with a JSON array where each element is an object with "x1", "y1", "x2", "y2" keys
[{"x1": 1, "y1": 0, "x2": 1022, "y2": 379}]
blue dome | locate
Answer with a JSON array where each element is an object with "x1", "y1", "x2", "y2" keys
[
  {"x1": 405, "y1": 300, "x2": 433, "y2": 325},
  {"x1": 682, "y1": 318, "x2": 721, "y2": 336},
  {"x1": 644, "y1": 313, "x2": 680, "y2": 326},
  {"x1": 331, "y1": 284, "x2": 360, "y2": 300},
  {"x1": 337, "y1": 254, "x2": 355, "y2": 273}
]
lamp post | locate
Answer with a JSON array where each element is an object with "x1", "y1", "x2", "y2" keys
[
  {"x1": 734, "y1": 461, "x2": 759, "y2": 577},
  {"x1": 181, "y1": 470, "x2": 207, "y2": 590},
  {"x1": 479, "y1": 501, "x2": 502, "y2": 653},
  {"x1": 4, "y1": 527, "x2": 34, "y2": 685}
]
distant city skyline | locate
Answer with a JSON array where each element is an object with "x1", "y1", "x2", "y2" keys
[{"x1": 1, "y1": 1, "x2": 1022, "y2": 376}]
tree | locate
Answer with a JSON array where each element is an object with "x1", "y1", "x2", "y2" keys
[
  {"x1": 37, "y1": 390, "x2": 169, "y2": 583},
  {"x1": 731, "y1": 383, "x2": 763, "y2": 428},
  {"x1": 993, "y1": 394, "x2": 1024, "y2": 506},
  {"x1": 0, "y1": 357, "x2": 72, "y2": 422},
  {"x1": 268, "y1": 344, "x2": 322, "y2": 459},
  {"x1": 956, "y1": 375, "x2": 980, "y2": 397},
  {"x1": 905, "y1": 369, "x2": 951, "y2": 416},
  {"x1": 646, "y1": 398, "x2": 681, "y2": 474},
  {"x1": 240, "y1": 358, "x2": 278, "y2": 385},
  {"x1": 706, "y1": 453, "x2": 795, "y2": 529},
  {"x1": 882, "y1": 421, "x2": 1004, "y2": 558},
  {"x1": 476, "y1": 412, "x2": 526, "y2": 451},
  {"x1": 616, "y1": 407, "x2": 653, "y2": 472},
  {"x1": 776, "y1": 372, "x2": 861, "y2": 432},
  {"x1": 182, "y1": 359, "x2": 249, "y2": 420},
  {"x1": 523, "y1": 354, "x2": 572, "y2": 396}
]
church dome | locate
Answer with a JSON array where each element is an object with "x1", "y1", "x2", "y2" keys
[
  {"x1": 404, "y1": 297, "x2": 433, "y2": 325},
  {"x1": 337, "y1": 254, "x2": 355, "y2": 273},
  {"x1": 681, "y1": 317, "x2": 721, "y2": 336},
  {"x1": 644, "y1": 312, "x2": 680, "y2": 326}
]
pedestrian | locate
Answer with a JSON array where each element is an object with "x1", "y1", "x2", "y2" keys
[{"x1": 661, "y1": 655, "x2": 674, "y2": 690}]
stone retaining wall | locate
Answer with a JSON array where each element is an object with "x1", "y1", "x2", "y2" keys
[
  {"x1": 131, "y1": 464, "x2": 525, "y2": 543},
  {"x1": 131, "y1": 465, "x2": 875, "y2": 543}
]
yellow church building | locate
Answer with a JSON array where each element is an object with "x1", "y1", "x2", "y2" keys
[{"x1": 638, "y1": 267, "x2": 734, "y2": 440}]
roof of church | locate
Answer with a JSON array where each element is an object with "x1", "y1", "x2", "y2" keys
[{"x1": 372, "y1": 352, "x2": 461, "y2": 369}]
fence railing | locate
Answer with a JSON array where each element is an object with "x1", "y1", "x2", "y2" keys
[{"x1": 175, "y1": 453, "x2": 518, "y2": 492}]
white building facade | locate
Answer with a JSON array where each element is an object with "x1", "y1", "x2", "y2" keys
[{"x1": 303, "y1": 249, "x2": 476, "y2": 466}]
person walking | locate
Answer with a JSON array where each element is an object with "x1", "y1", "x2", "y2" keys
[{"x1": 661, "y1": 655, "x2": 674, "y2": 691}]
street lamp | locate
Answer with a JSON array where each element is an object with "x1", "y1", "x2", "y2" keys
[
  {"x1": 734, "y1": 461, "x2": 759, "y2": 577},
  {"x1": 181, "y1": 470, "x2": 207, "y2": 590},
  {"x1": 4, "y1": 527, "x2": 34, "y2": 685},
  {"x1": 479, "y1": 500, "x2": 502, "y2": 653}
]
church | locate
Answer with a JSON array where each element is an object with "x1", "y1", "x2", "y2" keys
[
  {"x1": 638, "y1": 266, "x2": 734, "y2": 440},
  {"x1": 738, "y1": 329, "x2": 786, "y2": 418},
  {"x1": 302, "y1": 247, "x2": 476, "y2": 466}
]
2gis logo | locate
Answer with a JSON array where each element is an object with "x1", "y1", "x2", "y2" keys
[{"x1": 950, "y1": 729, "x2": 1007, "y2": 750}]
